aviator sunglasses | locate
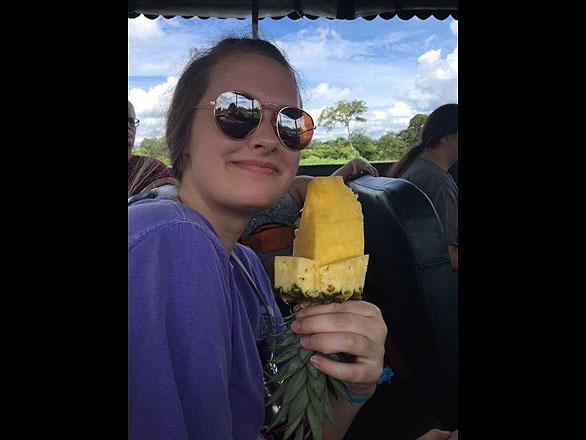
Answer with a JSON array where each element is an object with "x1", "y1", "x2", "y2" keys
[{"x1": 193, "y1": 91, "x2": 315, "y2": 151}]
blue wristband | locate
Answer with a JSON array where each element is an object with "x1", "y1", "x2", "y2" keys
[{"x1": 346, "y1": 366, "x2": 394, "y2": 403}]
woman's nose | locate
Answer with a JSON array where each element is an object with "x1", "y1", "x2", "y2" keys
[{"x1": 249, "y1": 108, "x2": 280, "y2": 150}]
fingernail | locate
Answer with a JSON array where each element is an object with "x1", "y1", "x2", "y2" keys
[
  {"x1": 291, "y1": 320, "x2": 300, "y2": 331},
  {"x1": 310, "y1": 355, "x2": 320, "y2": 366},
  {"x1": 300, "y1": 336, "x2": 309, "y2": 347}
]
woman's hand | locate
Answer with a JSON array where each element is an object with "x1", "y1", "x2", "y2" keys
[
  {"x1": 331, "y1": 158, "x2": 379, "y2": 180},
  {"x1": 291, "y1": 300, "x2": 387, "y2": 397}
]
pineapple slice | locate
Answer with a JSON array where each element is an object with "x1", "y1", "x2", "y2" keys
[
  {"x1": 268, "y1": 176, "x2": 370, "y2": 440},
  {"x1": 273, "y1": 256, "x2": 319, "y2": 299},
  {"x1": 317, "y1": 254, "x2": 369, "y2": 301},
  {"x1": 292, "y1": 176, "x2": 364, "y2": 266},
  {"x1": 275, "y1": 176, "x2": 368, "y2": 305},
  {"x1": 276, "y1": 254, "x2": 369, "y2": 304}
]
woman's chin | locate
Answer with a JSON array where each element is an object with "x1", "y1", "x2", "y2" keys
[{"x1": 239, "y1": 194, "x2": 282, "y2": 215}]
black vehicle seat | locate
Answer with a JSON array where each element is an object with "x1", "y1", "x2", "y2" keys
[{"x1": 346, "y1": 175, "x2": 458, "y2": 432}]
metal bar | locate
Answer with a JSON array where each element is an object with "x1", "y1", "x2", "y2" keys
[{"x1": 252, "y1": 0, "x2": 259, "y2": 39}]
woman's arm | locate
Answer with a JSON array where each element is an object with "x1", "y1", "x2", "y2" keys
[
  {"x1": 290, "y1": 301, "x2": 388, "y2": 439},
  {"x1": 331, "y1": 158, "x2": 379, "y2": 180},
  {"x1": 128, "y1": 222, "x2": 234, "y2": 439}
]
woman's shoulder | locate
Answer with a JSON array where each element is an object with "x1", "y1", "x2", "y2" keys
[{"x1": 128, "y1": 198, "x2": 221, "y2": 252}]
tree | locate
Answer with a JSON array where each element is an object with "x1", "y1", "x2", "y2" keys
[
  {"x1": 134, "y1": 137, "x2": 171, "y2": 166},
  {"x1": 317, "y1": 100, "x2": 367, "y2": 157},
  {"x1": 350, "y1": 130, "x2": 378, "y2": 161},
  {"x1": 376, "y1": 133, "x2": 408, "y2": 160},
  {"x1": 396, "y1": 114, "x2": 428, "y2": 147}
]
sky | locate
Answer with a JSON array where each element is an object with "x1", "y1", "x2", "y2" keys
[{"x1": 128, "y1": 14, "x2": 458, "y2": 146}]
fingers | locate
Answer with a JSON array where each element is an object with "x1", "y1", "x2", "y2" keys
[
  {"x1": 296, "y1": 300, "x2": 381, "y2": 319},
  {"x1": 308, "y1": 352, "x2": 380, "y2": 385},
  {"x1": 352, "y1": 158, "x2": 379, "y2": 177},
  {"x1": 291, "y1": 300, "x2": 387, "y2": 390},
  {"x1": 292, "y1": 311, "x2": 378, "y2": 341},
  {"x1": 300, "y1": 331, "x2": 376, "y2": 358},
  {"x1": 292, "y1": 301, "x2": 387, "y2": 359}
]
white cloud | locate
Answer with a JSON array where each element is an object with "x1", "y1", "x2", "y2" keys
[
  {"x1": 128, "y1": 15, "x2": 165, "y2": 41},
  {"x1": 388, "y1": 101, "x2": 413, "y2": 117},
  {"x1": 371, "y1": 110, "x2": 387, "y2": 121},
  {"x1": 400, "y1": 44, "x2": 458, "y2": 113},
  {"x1": 450, "y1": 20, "x2": 458, "y2": 37},
  {"x1": 304, "y1": 82, "x2": 351, "y2": 105},
  {"x1": 128, "y1": 77, "x2": 177, "y2": 145}
]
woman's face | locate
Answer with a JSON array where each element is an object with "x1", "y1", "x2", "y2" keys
[
  {"x1": 183, "y1": 53, "x2": 302, "y2": 216},
  {"x1": 128, "y1": 103, "x2": 136, "y2": 147}
]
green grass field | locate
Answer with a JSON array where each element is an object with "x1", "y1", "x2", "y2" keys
[{"x1": 299, "y1": 157, "x2": 350, "y2": 166}]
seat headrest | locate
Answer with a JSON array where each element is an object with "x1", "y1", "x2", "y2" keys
[{"x1": 348, "y1": 175, "x2": 458, "y2": 429}]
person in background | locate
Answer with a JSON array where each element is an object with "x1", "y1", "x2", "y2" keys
[
  {"x1": 128, "y1": 100, "x2": 175, "y2": 197},
  {"x1": 387, "y1": 103, "x2": 458, "y2": 272},
  {"x1": 128, "y1": 37, "x2": 387, "y2": 440},
  {"x1": 240, "y1": 157, "x2": 379, "y2": 290}
]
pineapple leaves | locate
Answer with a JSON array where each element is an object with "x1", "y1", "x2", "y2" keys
[
  {"x1": 284, "y1": 387, "x2": 309, "y2": 440},
  {"x1": 270, "y1": 333, "x2": 299, "y2": 351},
  {"x1": 298, "y1": 347, "x2": 314, "y2": 364},
  {"x1": 327, "y1": 376, "x2": 351, "y2": 405},
  {"x1": 270, "y1": 346, "x2": 300, "y2": 364},
  {"x1": 306, "y1": 399, "x2": 323, "y2": 440},
  {"x1": 265, "y1": 401, "x2": 290, "y2": 432},
  {"x1": 282, "y1": 365, "x2": 308, "y2": 406},
  {"x1": 265, "y1": 356, "x2": 304, "y2": 384},
  {"x1": 265, "y1": 382, "x2": 287, "y2": 407}
]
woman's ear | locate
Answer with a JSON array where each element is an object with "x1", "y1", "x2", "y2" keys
[{"x1": 440, "y1": 133, "x2": 457, "y2": 148}]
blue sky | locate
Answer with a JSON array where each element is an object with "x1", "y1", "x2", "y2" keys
[{"x1": 128, "y1": 15, "x2": 457, "y2": 145}]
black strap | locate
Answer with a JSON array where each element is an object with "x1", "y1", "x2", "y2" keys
[{"x1": 231, "y1": 251, "x2": 275, "y2": 349}]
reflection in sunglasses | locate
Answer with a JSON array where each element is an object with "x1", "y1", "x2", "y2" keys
[{"x1": 198, "y1": 91, "x2": 315, "y2": 151}]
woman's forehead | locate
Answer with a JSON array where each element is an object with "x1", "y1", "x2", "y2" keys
[{"x1": 206, "y1": 53, "x2": 300, "y2": 106}]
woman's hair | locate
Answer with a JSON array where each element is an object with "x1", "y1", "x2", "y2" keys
[
  {"x1": 166, "y1": 37, "x2": 300, "y2": 181},
  {"x1": 387, "y1": 103, "x2": 458, "y2": 178}
]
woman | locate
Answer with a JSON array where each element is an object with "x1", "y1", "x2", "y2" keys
[
  {"x1": 387, "y1": 104, "x2": 458, "y2": 271},
  {"x1": 128, "y1": 38, "x2": 387, "y2": 440}
]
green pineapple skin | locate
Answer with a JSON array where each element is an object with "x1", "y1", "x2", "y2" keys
[{"x1": 277, "y1": 284, "x2": 363, "y2": 306}]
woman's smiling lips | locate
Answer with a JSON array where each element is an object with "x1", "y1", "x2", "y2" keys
[{"x1": 230, "y1": 159, "x2": 280, "y2": 176}]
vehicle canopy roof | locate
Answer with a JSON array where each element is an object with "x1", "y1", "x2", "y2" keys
[{"x1": 128, "y1": 0, "x2": 458, "y2": 21}]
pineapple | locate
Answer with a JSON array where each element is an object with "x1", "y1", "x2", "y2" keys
[{"x1": 266, "y1": 176, "x2": 369, "y2": 440}]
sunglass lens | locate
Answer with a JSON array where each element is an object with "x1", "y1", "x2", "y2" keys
[
  {"x1": 277, "y1": 108, "x2": 314, "y2": 150},
  {"x1": 215, "y1": 92, "x2": 261, "y2": 139}
]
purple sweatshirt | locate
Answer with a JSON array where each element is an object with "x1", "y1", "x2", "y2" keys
[{"x1": 128, "y1": 198, "x2": 284, "y2": 439}]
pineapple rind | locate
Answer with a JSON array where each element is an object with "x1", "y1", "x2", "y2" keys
[
  {"x1": 277, "y1": 285, "x2": 363, "y2": 305},
  {"x1": 274, "y1": 254, "x2": 368, "y2": 306}
]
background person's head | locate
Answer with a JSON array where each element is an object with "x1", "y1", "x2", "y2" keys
[
  {"x1": 419, "y1": 103, "x2": 458, "y2": 161},
  {"x1": 388, "y1": 103, "x2": 458, "y2": 177},
  {"x1": 166, "y1": 37, "x2": 306, "y2": 214},
  {"x1": 128, "y1": 100, "x2": 138, "y2": 152}
]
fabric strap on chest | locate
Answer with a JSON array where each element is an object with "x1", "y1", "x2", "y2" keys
[{"x1": 231, "y1": 251, "x2": 275, "y2": 349}]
